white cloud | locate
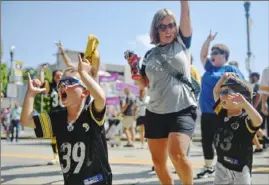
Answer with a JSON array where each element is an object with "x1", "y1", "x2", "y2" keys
[
  {"x1": 136, "y1": 34, "x2": 153, "y2": 50},
  {"x1": 128, "y1": 34, "x2": 154, "y2": 51}
]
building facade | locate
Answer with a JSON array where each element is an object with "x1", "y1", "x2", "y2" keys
[{"x1": 55, "y1": 49, "x2": 133, "y2": 84}]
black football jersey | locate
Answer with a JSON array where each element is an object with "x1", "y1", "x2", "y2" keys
[
  {"x1": 214, "y1": 109, "x2": 260, "y2": 172},
  {"x1": 33, "y1": 101, "x2": 112, "y2": 185},
  {"x1": 45, "y1": 81, "x2": 65, "y2": 112}
]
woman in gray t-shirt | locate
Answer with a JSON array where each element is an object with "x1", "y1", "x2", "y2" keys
[{"x1": 135, "y1": 2, "x2": 197, "y2": 185}]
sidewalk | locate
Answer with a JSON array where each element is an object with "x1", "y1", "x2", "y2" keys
[{"x1": 1, "y1": 140, "x2": 269, "y2": 185}]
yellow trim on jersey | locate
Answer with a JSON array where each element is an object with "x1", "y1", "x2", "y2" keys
[
  {"x1": 89, "y1": 102, "x2": 105, "y2": 126},
  {"x1": 51, "y1": 137, "x2": 57, "y2": 144},
  {"x1": 39, "y1": 112, "x2": 53, "y2": 138},
  {"x1": 214, "y1": 100, "x2": 222, "y2": 115},
  {"x1": 245, "y1": 116, "x2": 255, "y2": 134}
]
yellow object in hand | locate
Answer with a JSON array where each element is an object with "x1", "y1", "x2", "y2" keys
[
  {"x1": 84, "y1": 34, "x2": 100, "y2": 77},
  {"x1": 84, "y1": 34, "x2": 99, "y2": 63}
]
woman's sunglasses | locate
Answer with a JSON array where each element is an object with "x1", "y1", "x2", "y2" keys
[
  {"x1": 211, "y1": 50, "x2": 224, "y2": 56},
  {"x1": 157, "y1": 23, "x2": 176, "y2": 32},
  {"x1": 57, "y1": 77, "x2": 86, "y2": 89}
]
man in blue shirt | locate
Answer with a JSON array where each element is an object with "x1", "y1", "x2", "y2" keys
[
  {"x1": 197, "y1": 31, "x2": 244, "y2": 178},
  {"x1": 10, "y1": 102, "x2": 22, "y2": 142}
]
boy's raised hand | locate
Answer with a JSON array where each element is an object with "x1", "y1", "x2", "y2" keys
[
  {"x1": 78, "y1": 54, "x2": 92, "y2": 74},
  {"x1": 228, "y1": 93, "x2": 248, "y2": 109},
  {"x1": 27, "y1": 73, "x2": 46, "y2": 96}
]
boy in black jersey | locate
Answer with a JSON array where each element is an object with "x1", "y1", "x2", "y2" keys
[
  {"x1": 21, "y1": 55, "x2": 112, "y2": 185},
  {"x1": 213, "y1": 73, "x2": 263, "y2": 185}
]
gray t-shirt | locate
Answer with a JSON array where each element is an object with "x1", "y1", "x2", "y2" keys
[{"x1": 141, "y1": 36, "x2": 197, "y2": 114}]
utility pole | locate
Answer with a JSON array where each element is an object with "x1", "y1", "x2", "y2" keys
[{"x1": 244, "y1": 0, "x2": 252, "y2": 79}]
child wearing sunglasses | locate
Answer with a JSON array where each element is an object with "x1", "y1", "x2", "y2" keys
[
  {"x1": 20, "y1": 55, "x2": 112, "y2": 185},
  {"x1": 212, "y1": 72, "x2": 263, "y2": 185}
]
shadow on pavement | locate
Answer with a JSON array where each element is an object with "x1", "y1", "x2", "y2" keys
[
  {"x1": 2, "y1": 171, "x2": 62, "y2": 185},
  {"x1": 1, "y1": 163, "x2": 48, "y2": 171},
  {"x1": 1, "y1": 163, "x2": 62, "y2": 184}
]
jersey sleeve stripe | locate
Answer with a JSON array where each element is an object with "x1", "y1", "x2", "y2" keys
[
  {"x1": 245, "y1": 117, "x2": 255, "y2": 134},
  {"x1": 40, "y1": 113, "x2": 49, "y2": 138},
  {"x1": 89, "y1": 103, "x2": 105, "y2": 126},
  {"x1": 213, "y1": 99, "x2": 222, "y2": 115},
  {"x1": 40, "y1": 112, "x2": 53, "y2": 138},
  {"x1": 38, "y1": 114, "x2": 47, "y2": 137},
  {"x1": 44, "y1": 112, "x2": 53, "y2": 138}
]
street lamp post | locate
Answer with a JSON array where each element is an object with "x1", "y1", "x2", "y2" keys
[
  {"x1": 9, "y1": 45, "x2": 16, "y2": 107},
  {"x1": 9, "y1": 45, "x2": 15, "y2": 78},
  {"x1": 244, "y1": 0, "x2": 252, "y2": 78}
]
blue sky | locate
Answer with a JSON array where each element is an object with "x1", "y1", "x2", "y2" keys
[{"x1": 2, "y1": 1, "x2": 269, "y2": 78}]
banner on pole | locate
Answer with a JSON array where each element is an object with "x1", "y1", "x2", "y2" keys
[{"x1": 14, "y1": 60, "x2": 24, "y2": 76}]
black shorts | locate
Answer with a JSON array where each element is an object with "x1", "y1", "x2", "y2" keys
[
  {"x1": 136, "y1": 116, "x2": 146, "y2": 126},
  {"x1": 144, "y1": 106, "x2": 197, "y2": 139}
]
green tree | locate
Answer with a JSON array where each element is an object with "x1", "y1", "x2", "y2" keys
[
  {"x1": 0, "y1": 63, "x2": 8, "y2": 95},
  {"x1": 23, "y1": 66, "x2": 52, "y2": 113},
  {"x1": 23, "y1": 67, "x2": 37, "y2": 82},
  {"x1": 0, "y1": 43, "x2": 8, "y2": 95},
  {"x1": 33, "y1": 67, "x2": 52, "y2": 113}
]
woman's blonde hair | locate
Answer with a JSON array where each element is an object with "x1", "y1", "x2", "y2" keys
[{"x1": 150, "y1": 8, "x2": 178, "y2": 45}]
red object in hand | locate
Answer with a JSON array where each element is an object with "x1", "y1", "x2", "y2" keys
[{"x1": 124, "y1": 50, "x2": 141, "y2": 80}]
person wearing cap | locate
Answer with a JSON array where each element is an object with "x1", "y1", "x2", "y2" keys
[
  {"x1": 197, "y1": 31, "x2": 244, "y2": 179},
  {"x1": 213, "y1": 73, "x2": 263, "y2": 185}
]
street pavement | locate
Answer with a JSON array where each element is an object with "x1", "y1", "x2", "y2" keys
[{"x1": 1, "y1": 139, "x2": 269, "y2": 185}]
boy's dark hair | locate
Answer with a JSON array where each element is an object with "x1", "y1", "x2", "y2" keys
[
  {"x1": 221, "y1": 76, "x2": 253, "y2": 104},
  {"x1": 211, "y1": 44, "x2": 230, "y2": 61},
  {"x1": 250, "y1": 72, "x2": 260, "y2": 80},
  {"x1": 52, "y1": 69, "x2": 63, "y2": 85}
]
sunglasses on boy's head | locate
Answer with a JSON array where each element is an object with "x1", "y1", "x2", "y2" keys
[
  {"x1": 57, "y1": 77, "x2": 86, "y2": 89},
  {"x1": 219, "y1": 89, "x2": 238, "y2": 96},
  {"x1": 157, "y1": 22, "x2": 176, "y2": 32}
]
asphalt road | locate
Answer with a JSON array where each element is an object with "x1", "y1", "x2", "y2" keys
[{"x1": 1, "y1": 139, "x2": 269, "y2": 185}]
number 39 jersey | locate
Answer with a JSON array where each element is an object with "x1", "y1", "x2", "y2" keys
[{"x1": 33, "y1": 101, "x2": 112, "y2": 185}]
